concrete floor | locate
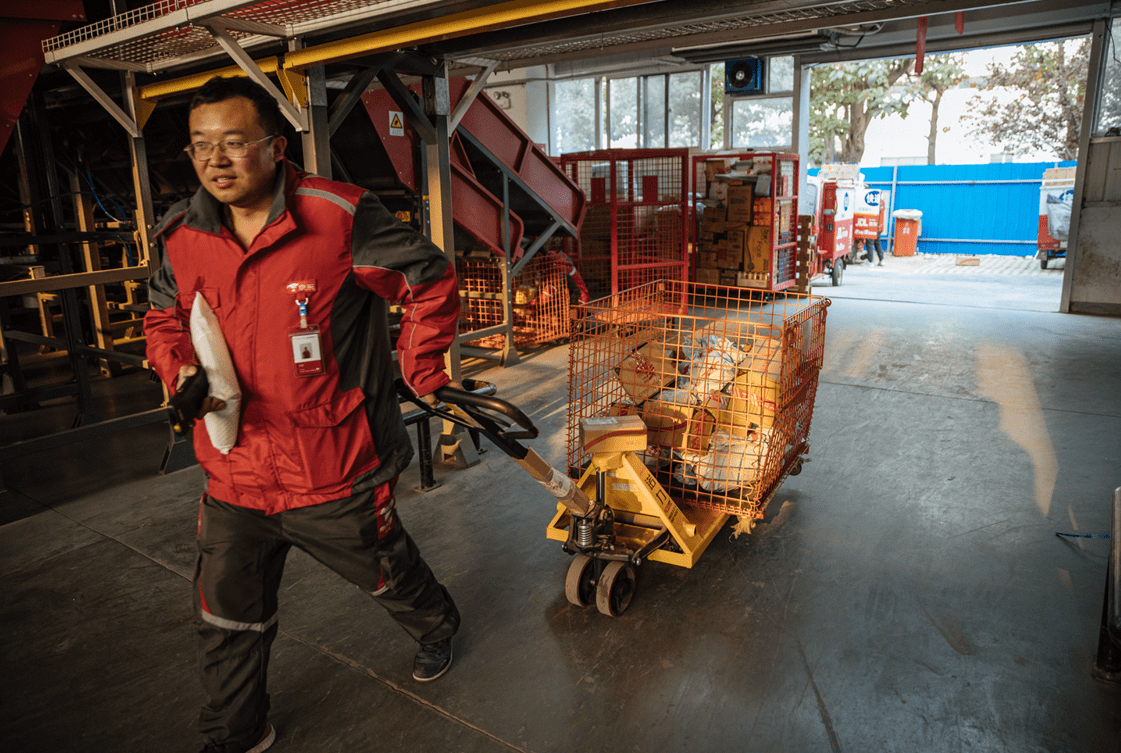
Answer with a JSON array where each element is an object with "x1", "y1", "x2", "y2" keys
[{"x1": 2, "y1": 257, "x2": 1120, "y2": 752}]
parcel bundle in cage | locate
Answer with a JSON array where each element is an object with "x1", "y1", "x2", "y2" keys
[
  {"x1": 567, "y1": 280, "x2": 829, "y2": 519},
  {"x1": 601, "y1": 316, "x2": 789, "y2": 497}
]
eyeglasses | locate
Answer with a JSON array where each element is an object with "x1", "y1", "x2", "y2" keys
[{"x1": 184, "y1": 135, "x2": 276, "y2": 161}]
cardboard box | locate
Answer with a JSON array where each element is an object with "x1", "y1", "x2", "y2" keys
[
  {"x1": 580, "y1": 415, "x2": 649, "y2": 454},
  {"x1": 719, "y1": 269, "x2": 739, "y2": 287},
  {"x1": 753, "y1": 197, "x2": 773, "y2": 221},
  {"x1": 697, "y1": 251, "x2": 720, "y2": 268},
  {"x1": 745, "y1": 226, "x2": 771, "y2": 272},
  {"x1": 701, "y1": 205, "x2": 727, "y2": 231},
  {"x1": 695, "y1": 268, "x2": 722, "y2": 285},
  {"x1": 641, "y1": 399, "x2": 716, "y2": 453},
  {"x1": 726, "y1": 185, "x2": 755, "y2": 224},
  {"x1": 726, "y1": 337, "x2": 794, "y2": 429},
  {"x1": 737, "y1": 271, "x2": 769, "y2": 289},
  {"x1": 708, "y1": 181, "x2": 728, "y2": 203},
  {"x1": 615, "y1": 339, "x2": 679, "y2": 402},
  {"x1": 728, "y1": 370, "x2": 779, "y2": 429}
]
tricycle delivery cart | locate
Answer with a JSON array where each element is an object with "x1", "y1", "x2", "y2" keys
[{"x1": 407, "y1": 280, "x2": 829, "y2": 616}]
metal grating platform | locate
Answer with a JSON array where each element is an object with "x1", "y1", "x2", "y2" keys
[{"x1": 42, "y1": 0, "x2": 449, "y2": 70}]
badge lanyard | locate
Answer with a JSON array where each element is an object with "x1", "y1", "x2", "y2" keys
[{"x1": 287, "y1": 282, "x2": 323, "y2": 377}]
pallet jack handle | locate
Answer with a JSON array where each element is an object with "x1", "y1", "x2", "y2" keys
[{"x1": 397, "y1": 379, "x2": 593, "y2": 517}]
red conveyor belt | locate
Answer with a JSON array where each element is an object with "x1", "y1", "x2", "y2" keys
[{"x1": 361, "y1": 78, "x2": 585, "y2": 258}]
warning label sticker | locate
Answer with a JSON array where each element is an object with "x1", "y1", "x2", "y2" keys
[{"x1": 389, "y1": 111, "x2": 404, "y2": 137}]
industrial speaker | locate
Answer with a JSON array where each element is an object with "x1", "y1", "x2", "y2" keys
[{"x1": 725, "y1": 58, "x2": 765, "y2": 94}]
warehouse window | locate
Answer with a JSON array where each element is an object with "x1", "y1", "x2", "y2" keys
[
  {"x1": 731, "y1": 99, "x2": 793, "y2": 148},
  {"x1": 668, "y1": 71, "x2": 702, "y2": 147},
  {"x1": 643, "y1": 75, "x2": 666, "y2": 147},
  {"x1": 1096, "y1": 16, "x2": 1121, "y2": 134},
  {"x1": 609, "y1": 77, "x2": 639, "y2": 147},
  {"x1": 552, "y1": 78, "x2": 597, "y2": 153},
  {"x1": 728, "y1": 56, "x2": 794, "y2": 149},
  {"x1": 550, "y1": 69, "x2": 708, "y2": 155}
]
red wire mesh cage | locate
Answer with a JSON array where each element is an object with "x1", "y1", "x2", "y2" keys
[
  {"x1": 559, "y1": 149, "x2": 689, "y2": 300},
  {"x1": 457, "y1": 252, "x2": 572, "y2": 349},
  {"x1": 566, "y1": 279, "x2": 830, "y2": 519}
]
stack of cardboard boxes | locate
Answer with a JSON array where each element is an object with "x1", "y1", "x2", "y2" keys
[
  {"x1": 695, "y1": 160, "x2": 775, "y2": 289},
  {"x1": 795, "y1": 214, "x2": 814, "y2": 293}
]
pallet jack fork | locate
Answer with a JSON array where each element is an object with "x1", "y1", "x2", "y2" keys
[{"x1": 401, "y1": 380, "x2": 728, "y2": 617}]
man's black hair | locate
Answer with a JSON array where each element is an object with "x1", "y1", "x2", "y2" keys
[{"x1": 190, "y1": 77, "x2": 284, "y2": 138}]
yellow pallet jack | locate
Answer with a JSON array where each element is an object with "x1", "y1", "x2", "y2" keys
[{"x1": 403, "y1": 381, "x2": 734, "y2": 617}]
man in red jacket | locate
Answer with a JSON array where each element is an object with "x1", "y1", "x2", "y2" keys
[{"x1": 144, "y1": 76, "x2": 461, "y2": 753}]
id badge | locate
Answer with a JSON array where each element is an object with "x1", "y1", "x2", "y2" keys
[{"x1": 289, "y1": 325, "x2": 324, "y2": 377}]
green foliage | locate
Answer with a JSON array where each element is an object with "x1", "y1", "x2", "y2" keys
[
  {"x1": 809, "y1": 53, "x2": 970, "y2": 166},
  {"x1": 963, "y1": 39, "x2": 1088, "y2": 160},
  {"x1": 710, "y1": 63, "x2": 725, "y2": 148},
  {"x1": 809, "y1": 58, "x2": 914, "y2": 165}
]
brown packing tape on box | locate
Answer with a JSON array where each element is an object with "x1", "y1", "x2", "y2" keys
[
  {"x1": 581, "y1": 415, "x2": 649, "y2": 454},
  {"x1": 640, "y1": 401, "x2": 717, "y2": 454},
  {"x1": 615, "y1": 338, "x2": 680, "y2": 403}
]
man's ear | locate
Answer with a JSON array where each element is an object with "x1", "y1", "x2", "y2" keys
[{"x1": 271, "y1": 135, "x2": 287, "y2": 162}]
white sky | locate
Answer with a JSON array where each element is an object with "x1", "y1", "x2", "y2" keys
[{"x1": 861, "y1": 45, "x2": 1067, "y2": 166}]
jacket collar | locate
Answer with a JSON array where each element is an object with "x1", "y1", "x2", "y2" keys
[{"x1": 181, "y1": 159, "x2": 297, "y2": 236}]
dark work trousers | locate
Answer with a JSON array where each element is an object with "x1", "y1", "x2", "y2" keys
[
  {"x1": 193, "y1": 479, "x2": 460, "y2": 748},
  {"x1": 863, "y1": 236, "x2": 884, "y2": 262}
]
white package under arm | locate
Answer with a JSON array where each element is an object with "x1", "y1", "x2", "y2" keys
[{"x1": 189, "y1": 292, "x2": 241, "y2": 454}]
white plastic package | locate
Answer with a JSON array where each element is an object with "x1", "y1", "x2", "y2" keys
[
  {"x1": 693, "y1": 429, "x2": 771, "y2": 492},
  {"x1": 189, "y1": 292, "x2": 241, "y2": 454},
  {"x1": 679, "y1": 335, "x2": 747, "y2": 401}
]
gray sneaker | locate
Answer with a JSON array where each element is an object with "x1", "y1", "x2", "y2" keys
[{"x1": 413, "y1": 637, "x2": 453, "y2": 682}]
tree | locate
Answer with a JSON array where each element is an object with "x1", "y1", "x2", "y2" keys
[
  {"x1": 963, "y1": 39, "x2": 1088, "y2": 160},
  {"x1": 905, "y1": 53, "x2": 969, "y2": 164},
  {"x1": 809, "y1": 58, "x2": 914, "y2": 164}
]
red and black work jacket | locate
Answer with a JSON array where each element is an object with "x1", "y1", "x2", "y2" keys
[{"x1": 144, "y1": 161, "x2": 458, "y2": 513}]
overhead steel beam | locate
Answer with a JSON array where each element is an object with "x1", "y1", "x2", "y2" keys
[
  {"x1": 377, "y1": 69, "x2": 436, "y2": 144},
  {"x1": 59, "y1": 61, "x2": 140, "y2": 137},
  {"x1": 328, "y1": 65, "x2": 385, "y2": 137},
  {"x1": 281, "y1": 0, "x2": 662, "y2": 69},
  {"x1": 199, "y1": 20, "x2": 309, "y2": 132},
  {"x1": 438, "y1": 0, "x2": 1103, "y2": 68},
  {"x1": 449, "y1": 60, "x2": 499, "y2": 132}
]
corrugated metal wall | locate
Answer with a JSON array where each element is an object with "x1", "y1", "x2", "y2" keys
[{"x1": 809, "y1": 161, "x2": 1077, "y2": 256}]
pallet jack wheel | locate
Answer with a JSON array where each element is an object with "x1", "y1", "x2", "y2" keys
[
  {"x1": 831, "y1": 259, "x2": 843, "y2": 286},
  {"x1": 564, "y1": 554, "x2": 596, "y2": 607},
  {"x1": 595, "y1": 561, "x2": 636, "y2": 617}
]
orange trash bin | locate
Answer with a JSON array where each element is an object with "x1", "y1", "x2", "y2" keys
[{"x1": 892, "y1": 209, "x2": 923, "y2": 257}]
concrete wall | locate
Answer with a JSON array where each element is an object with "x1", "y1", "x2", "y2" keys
[
  {"x1": 1068, "y1": 137, "x2": 1121, "y2": 315},
  {"x1": 484, "y1": 66, "x2": 548, "y2": 148}
]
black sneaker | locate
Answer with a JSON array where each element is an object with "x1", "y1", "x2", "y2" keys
[
  {"x1": 200, "y1": 722, "x2": 275, "y2": 753},
  {"x1": 412, "y1": 637, "x2": 453, "y2": 682}
]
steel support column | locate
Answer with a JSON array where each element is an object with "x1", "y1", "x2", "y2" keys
[
  {"x1": 420, "y1": 60, "x2": 479, "y2": 468},
  {"x1": 301, "y1": 65, "x2": 332, "y2": 178}
]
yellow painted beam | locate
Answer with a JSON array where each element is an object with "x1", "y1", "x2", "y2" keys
[
  {"x1": 283, "y1": 0, "x2": 656, "y2": 69},
  {"x1": 138, "y1": 57, "x2": 280, "y2": 101}
]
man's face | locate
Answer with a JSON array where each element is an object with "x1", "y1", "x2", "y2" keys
[{"x1": 187, "y1": 96, "x2": 286, "y2": 211}]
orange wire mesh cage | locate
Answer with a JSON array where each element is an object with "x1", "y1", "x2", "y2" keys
[
  {"x1": 689, "y1": 152, "x2": 800, "y2": 293},
  {"x1": 559, "y1": 149, "x2": 690, "y2": 300},
  {"x1": 566, "y1": 279, "x2": 830, "y2": 519},
  {"x1": 457, "y1": 253, "x2": 572, "y2": 349}
]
